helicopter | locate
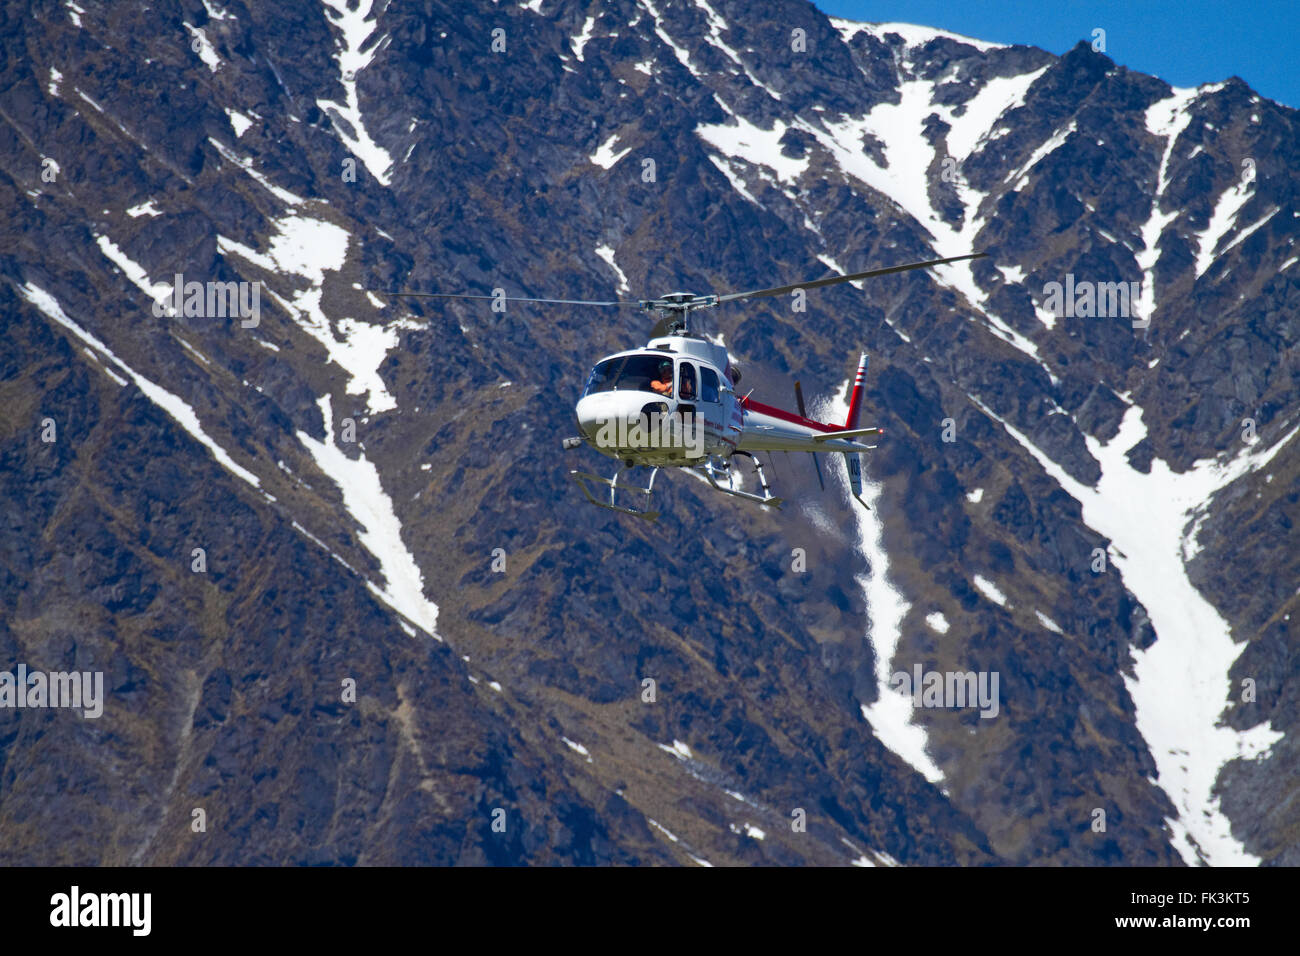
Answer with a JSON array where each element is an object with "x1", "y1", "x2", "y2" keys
[{"x1": 381, "y1": 252, "x2": 986, "y2": 520}]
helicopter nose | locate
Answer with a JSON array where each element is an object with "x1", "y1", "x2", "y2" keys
[
  {"x1": 575, "y1": 394, "x2": 614, "y2": 439},
  {"x1": 576, "y1": 392, "x2": 659, "y2": 446}
]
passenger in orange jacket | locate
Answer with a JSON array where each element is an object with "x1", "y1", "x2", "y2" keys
[{"x1": 650, "y1": 360, "x2": 673, "y2": 396}]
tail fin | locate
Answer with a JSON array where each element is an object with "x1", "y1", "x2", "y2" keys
[
  {"x1": 844, "y1": 352, "x2": 868, "y2": 508},
  {"x1": 845, "y1": 352, "x2": 868, "y2": 430}
]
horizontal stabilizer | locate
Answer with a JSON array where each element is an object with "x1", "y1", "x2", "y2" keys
[{"x1": 812, "y1": 426, "x2": 883, "y2": 442}]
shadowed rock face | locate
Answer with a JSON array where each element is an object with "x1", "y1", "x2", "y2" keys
[{"x1": 1, "y1": 0, "x2": 1295, "y2": 866}]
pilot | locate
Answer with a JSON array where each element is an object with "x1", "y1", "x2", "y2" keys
[{"x1": 650, "y1": 360, "x2": 674, "y2": 396}]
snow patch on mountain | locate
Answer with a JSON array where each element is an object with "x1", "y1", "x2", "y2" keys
[
  {"x1": 21, "y1": 284, "x2": 261, "y2": 488},
  {"x1": 1135, "y1": 87, "x2": 1200, "y2": 324},
  {"x1": 707, "y1": 155, "x2": 762, "y2": 207},
  {"x1": 219, "y1": 216, "x2": 404, "y2": 414},
  {"x1": 96, "y1": 235, "x2": 171, "y2": 303},
  {"x1": 1194, "y1": 179, "x2": 1255, "y2": 278},
  {"x1": 696, "y1": 116, "x2": 807, "y2": 183},
  {"x1": 297, "y1": 394, "x2": 440, "y2": 639},
  {"x1": 641, "y1": 0, "x2": 701, "y2": 78},
  {"x1": 203, "y1": 0, "x2": 235, "y2": 19},
  {"x1": 821, "y1": 386, "x2": 944, "y2": 785},
  {"x1": 590, "y1": 133, "x2": 631, "y2": 169},
  {"x1": 973, "y1": 395, "x2": 1297, "y2": 865},
  {"x1": 183, "y1": 24, "x2": 221, "y2": 72},
  {"x1": 208, "y1": 138, "x2": 305, "y2": 205},
  {"x1": 768, "y1": 65, "x2": 1056, "y2": 377},
  {"x1": 225, "y1": 108, "x2": 253, "y2": 137},
  {"x1": 1035, "y1": 611, "x2": 1063, "y2": 634},
  {"x1": 830, "y1": 18, "x2": 1004, "y2": 54},
  {"x1": 126, "y1": 199, "x2": 162, "y2": 218},
  {"x1": 945, "y1": 67, "x2": 1048, "y2": 163},
  {"x1": 571, "y1": 16, "x2": 597, "y2": 60},
  {"x1": 973, "y1": 575, "x2": 1008, "y2": 607},
  {"x1": 1218, "y1": 207, "x2": 1279, "y2": 260},
  {"x1": 562, "y1": 736, "x2": 593, "y2": 762},
  {"x1": 843, "y1": 836, "x2": 903, "y2": 866},
  {"x1": 219, "y1": 214, "x2": 348, "y2": 283},
  {"x1": 595, "y1": 245, "x2": 630, "y2": 295},
  {"x1": 316, "y1": 0, "x2": 394, "y2": 185},
  {"x1": 1007, "y1": 120, "x2": 1076, "y2": 192},
  {"x1": 659, "y1": 739, "x2": 694, "y2": 760},
  {"x1": 695, "y1": 0, "x2": 782, "y2": 100}
]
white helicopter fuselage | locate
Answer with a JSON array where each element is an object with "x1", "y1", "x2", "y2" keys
[
  {"x1": 574, "y1": 334, "x2": 876, "y2": 467},
  {"x1": 574, "y1": 335, "x2": 740, "y2": 465}
]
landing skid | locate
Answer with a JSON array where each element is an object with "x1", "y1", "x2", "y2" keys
[
  {"x1": 691, "y1": 451, "x2": 783, "y2": 509},
  {"x1": 569, "y1": 465, "x2": 661, "y2": 521},
  {"x1": 567, "y1": 452, "x2": 784, "y2": 520}
]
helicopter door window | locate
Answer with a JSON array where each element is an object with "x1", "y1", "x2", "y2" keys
[
  {"x1": 678, "y1": 363, "x2": 697, "y2": 402},
  {"x1": 700, "y1": 367, "x2": 720, "y2": 403}
]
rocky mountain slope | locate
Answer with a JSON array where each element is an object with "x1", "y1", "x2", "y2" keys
[{"x1": 1, "y1": 0, "x2": 1297, "y2": 865}]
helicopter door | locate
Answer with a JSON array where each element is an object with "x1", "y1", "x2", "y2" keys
[
  {"x1": 677, "y1": 361, "x2": 698, "y2": 417},
  {"x1": 674, "y1": 362, "x2": 698, "y2": 455},
  {"x1": 697, "y1": 366, "x2": 727, "y2": 454}
]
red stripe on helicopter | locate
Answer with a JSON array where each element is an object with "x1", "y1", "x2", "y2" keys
[
  {"x1": 740, "y1": 396, "x2": 840, "y2": 433},
  {"x1": 845, "y1": 353, "x2": 868, "y2": 430}
]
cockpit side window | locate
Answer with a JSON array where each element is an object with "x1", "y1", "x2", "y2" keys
[
  {"x1": 700, "y1": 367, "x2": 720, "y2": 403},
  {"x1": 678, "y1": 362, "x2": 697, "y2": 401}
]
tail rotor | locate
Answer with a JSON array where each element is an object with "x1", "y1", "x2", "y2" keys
[{"x1": 794, "y1": 380, "x2": 826, "y2": 491}]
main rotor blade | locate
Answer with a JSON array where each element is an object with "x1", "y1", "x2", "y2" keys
[
  {"x1": 371, "y1": 291, "x2": 641, "y2": 307},
  {"x1": 714, "y1": 252, "x2": 988, "y2": 303}
]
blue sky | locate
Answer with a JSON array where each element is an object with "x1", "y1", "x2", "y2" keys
[{"x1": 812, "y1": 0, "x2": 1298, "y2": 108}]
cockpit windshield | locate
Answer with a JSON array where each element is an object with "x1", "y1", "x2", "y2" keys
[{"x1": 583, "y1": 354, "x2": 676, "y2": 398}]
